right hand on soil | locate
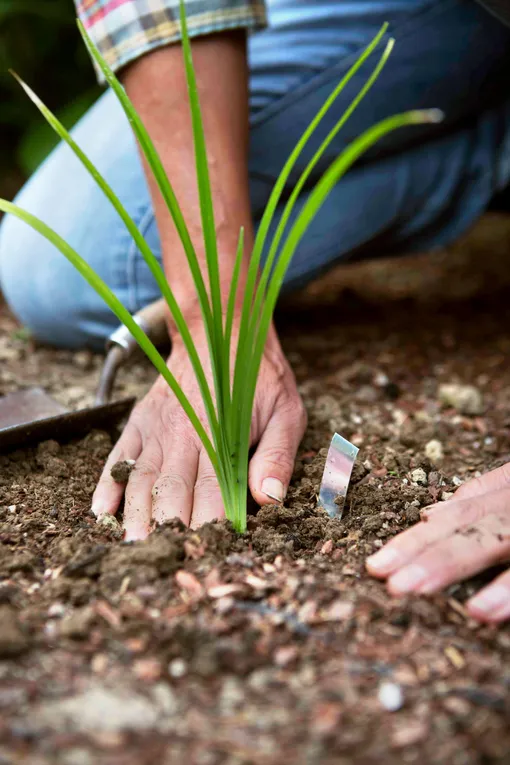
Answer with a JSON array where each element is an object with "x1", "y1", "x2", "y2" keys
[
  {"x1": 90, "y1": 325, "x2": 306, "y2": 540},
  {"x1": 366, "y1": 463, "x2": 510, "y2": 623}
]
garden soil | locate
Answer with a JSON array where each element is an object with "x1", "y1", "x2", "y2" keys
[{"x1": 1, "y1": 215, "x2": 510, "y2": 764}]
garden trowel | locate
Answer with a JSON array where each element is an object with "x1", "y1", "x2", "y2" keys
[{"x1": 0, "y1": 299, "x2": 168, "y2": 451}]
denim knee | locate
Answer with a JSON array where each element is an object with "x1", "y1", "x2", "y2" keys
[{"x1": 0, "y1": 211, "x2": 107, "y2": 349}]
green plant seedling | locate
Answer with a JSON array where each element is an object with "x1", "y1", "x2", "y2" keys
[{"x1": 0, "y1": 1, "x2": 442, "y2": 532}]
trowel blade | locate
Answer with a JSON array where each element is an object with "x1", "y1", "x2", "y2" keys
[
  {"x1": 0, "y1": 387, "x2": 67, "y2": 428},
  {"x1": 0, "y1": 387, "x2": 135, "y2": 451},
  {"x1": 318, "y1": 432, "x2": 359, "y2": 519}
]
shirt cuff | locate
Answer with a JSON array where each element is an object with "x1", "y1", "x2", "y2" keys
[{"x1": 75, "y1": 0, "x2": 267, "y2": 83}]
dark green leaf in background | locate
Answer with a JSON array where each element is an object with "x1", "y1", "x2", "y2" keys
[{"x1": 0, "y1": 0, "x2": 96, "y2": 195}]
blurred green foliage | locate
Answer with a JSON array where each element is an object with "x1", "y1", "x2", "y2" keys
[{"x1": 0, "y1": 0, "x2": 99, "y2": 194}]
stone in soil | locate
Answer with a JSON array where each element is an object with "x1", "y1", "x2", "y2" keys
[{"x1": 438, "y1": 383, "x2": 484, "y2": 415}]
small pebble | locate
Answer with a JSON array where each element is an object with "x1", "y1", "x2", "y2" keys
[
  {"x1": 374, "y1": 371, "x2": 389, "y2": 386},
  {"x1": 168, "y1": 658, "x2": 187, "y2": 678},
  {"x1": 324, "y1": 599, "x2": 354, "y2": 622},
  {"x1": 409, "y1": 468, "x2": 428, "y2": 486},
  {"x1": 438, "y1": 383, "x2": 483, "y2": 415},
  {"x1": 425, "y1": 439, "x2": 444, "y2": 464},
  {"x1": 274, "y1": 645, "x2": 299, "y2": 667},
  {"x1": 132, "y1": 657, "x2": 162, "y2": 682},
  {"x1": 91, "y1": 653, "x2": 109, "y2": 674},
  {"x1": 48, "y1": 603, "x2": 66, "y2": 619},
  {"x1": 378, "y1": 681, "x2": 404, "y2": 712},
  {"x1": 97, "y1": 514, "x2": 122, "y2": 536},
  {"x1": 320, "y1": 539, "x2": 334, "y2": 555}
]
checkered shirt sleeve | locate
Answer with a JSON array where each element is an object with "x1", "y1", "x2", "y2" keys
[{"x1": 75, "y1": 0, "x2": 267, "y2": 82}]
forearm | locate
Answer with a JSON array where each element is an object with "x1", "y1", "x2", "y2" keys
[{"x1": 122, "y1": 33, "x2": 254, "y2": 332}]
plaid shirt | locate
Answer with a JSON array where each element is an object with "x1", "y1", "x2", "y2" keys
[{"x1": 75, "y1": 0, "x2": 267, "y2": 82}]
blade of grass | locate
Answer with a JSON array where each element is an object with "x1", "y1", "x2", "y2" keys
[
  {"x1": 232, "y1": 36, "x2": 395, "y2": 435},
  {"x1": 10, "y1": 70, "x2": 221, "y2": 443},
  {"x1": 231, "y1": 23, "x2": 389, "y2": 432},
  {"x1": 177, "y1": 0, "x2": 236, "y2": 468},
  {"x1": 223, "y1": 228, "x2": 247, "y2": 531},
  {"x1": 223, "y1": 226, "x2": 244, "y2": 411},
  {"x1": 235, "y1": 109, "x2": 444, "y2": 478},
  {"x1": 0, "y1": 199, "x2": 218, "y2": 467},
  {"x1": 178, "y1": 0, "x2": 223, "y2": 358},
  {"x1": 250, "y1": 38, "x2": 395, "y2": 332}
]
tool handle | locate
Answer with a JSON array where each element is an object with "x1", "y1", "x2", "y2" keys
[
  {"x1": 95, "y1": 299, "x2": 169, "y2": 405},
  {"x1": 106, "y1": 298, "x2": 169, "y2": 355}
]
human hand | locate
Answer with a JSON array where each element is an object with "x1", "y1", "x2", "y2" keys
[
  {"x1": 91, "y1": 326, "x2": 306, "y2": 540},
  {"x1": 366, "y1": 463, "x2": 510, "y2": 623}
]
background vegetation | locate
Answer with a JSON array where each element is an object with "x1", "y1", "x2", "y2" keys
[{"x1": 0, "y1": 0, "x2": 98, "y2": 199}]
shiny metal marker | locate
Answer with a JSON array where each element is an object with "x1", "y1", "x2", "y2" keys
[{"x1": 318, "y1": 433, "x2": 359, "y2": 519}]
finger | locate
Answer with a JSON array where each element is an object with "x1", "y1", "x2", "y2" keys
[
  {"x1": 190, "y1": 450, "x2": 225, "y2": 528},
  {"x1": 443, "y1": 463, "x2": 510, "y2": 504},
  {"x1": 467, "y1": 569, "x2": 510, "y2": 623},
  {"x1": 387, "y1": 512, "x2": 510, "y2": 596},
  {"x1": 91, "y1": 423, "x2": 143, "y2": 518},
  {"x1": 249, "y1": 395, "x2": 307, "y2": 506},
  {"x1": 151, "y1": 436, "x2": 199, "y2": 527},
  {"x1": 123, "y1": 450, "x2": 161, "y2": 542},
  {"x1": 366, "y1": 487, "x2": 510, "y2": 578}
]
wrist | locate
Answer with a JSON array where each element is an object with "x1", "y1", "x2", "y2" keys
[
  {"x1": 163, "y1": 230, "x2": 254, "y2": 338},
  {"x1": 167, "y1": 299, "x2": 280, "y2": 354}
]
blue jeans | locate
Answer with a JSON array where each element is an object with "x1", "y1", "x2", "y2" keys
[{"x1": 1, "y1": 0, "x2": 510, "y2": 350}]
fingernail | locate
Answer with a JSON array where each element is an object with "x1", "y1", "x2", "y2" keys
[
  {"x1": 388, "y1": 564, "x2": 428, "y2": 594},
  {"x1": 91, "y1": 499, "x2": 105, "y2": 518},
  {"x1": 124, "y1": 526, "x2": 148, "y2": 543},
  {"x1": 261, "y1": 477, "x2": 285, "y2": 503},
  {"x1": 468, "y1": 585, "x2": 509, "y2": 615},
  {"x1": 366, "y1": 547, "x2": 401, "y2": 574}
]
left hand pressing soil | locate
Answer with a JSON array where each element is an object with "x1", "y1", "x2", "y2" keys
[{"x1": 367, "y1": 463, "x2": 510, "y2": 623}]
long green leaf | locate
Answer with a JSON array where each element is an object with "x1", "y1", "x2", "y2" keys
[
  {"x1": 223, "y1": 226, "x2": 244, "y2": 418},
  {"x1": 0, "y1": 199, "x2": 218, "y2": 468},
  {"x1": 235, "y1": 108, "x2": 443, "y2": 476},
  {"x1": 10, "y1": 70, "x2": 220, "y2": 445},
  {"x1": 230, "y1": 23, "x2": 389, "y2": 435},
  {"x1": 232, "y1": 34, "x2": 395, "y2": 435},
  {"x1": 178, "y1": 0, "x2": 223, "y2": 342},
  {"x1": 250, "y1": 38, "x2": 395, "y2": 333},
  {"x1": 178, "y1": 0, "x2": 229, "y2": 440}
]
